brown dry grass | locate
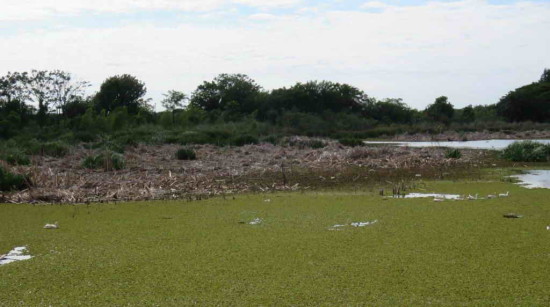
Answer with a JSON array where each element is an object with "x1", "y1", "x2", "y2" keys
[{"x1": 1, "y1": 138, "x2": 491, "y2": 204}]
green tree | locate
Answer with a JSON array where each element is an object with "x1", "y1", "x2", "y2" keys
[
  {"x1": 540, "y1": 68, "x2": 550, "y2": 83},
  {"x1": 364, "y1": 98, "x2": 414, "y2": 124},
  {"x1": 265, "y1": 81, "x2": 368, "y2": 116},
  {"x1": 460, "y1": 105, "x2": 475, "y2": 123},
  {"x1": 190, "y1": 74, "x2": 262, "y2": 116},
  {"x1": 497, "y1": 69, "x2": 550, "y2": 122},
  {"x1": 425, "y1": 96, "x2": 454, "y2": 124},
  {"x1": 94, "y1": 74, "x2": 147, "y2": 115},
  {"x1": 161, "y1": 90, "x2": 187, "y2": 124}
]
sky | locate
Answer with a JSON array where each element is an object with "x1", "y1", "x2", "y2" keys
[{"x1": 0, "y1": 0, "x2": 549, "y2": 110}]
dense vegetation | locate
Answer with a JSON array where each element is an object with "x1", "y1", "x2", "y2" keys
[
  {"x1": 501, "y1": 141, "x2": 550, "y2": 162},
  {"x1": 0, "y1": 69, "x2": 548, "y2": 147}
]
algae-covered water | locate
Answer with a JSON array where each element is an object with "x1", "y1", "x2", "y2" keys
[{"x1": 1, "y1": 179, "x2": 549, "y2": 305}]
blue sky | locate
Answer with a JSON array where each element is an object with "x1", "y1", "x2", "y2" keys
[{"x1": 1, "y1": 0, "x2": 549, "y2": 110}]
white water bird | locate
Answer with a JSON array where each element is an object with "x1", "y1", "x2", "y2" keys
[
  {"x1": 499, "y1": 191, "x2": 509, "y2": 197},
  {"x1": 43, "y1": 222, "x2": 59, "y2": 229},
  {"x1": 467, "y1": 194, "x2": 479, "y2": 200},
  {"x1": 249, "y1": 218, "x2": 262, "y2": 225},
  {"x1": 351, "y1": 220, "x2": 378, "y2": 227},
  {"x1": 487, "y1": 193, "x2": 497, "y2": 199}
]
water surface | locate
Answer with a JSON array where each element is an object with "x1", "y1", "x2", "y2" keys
[
  {"x1": 510, "y1": 170, "x2": 550, "y2": 189},
  {"x1": 364, "y1": 139, "x2": 550, "y2": 150}
]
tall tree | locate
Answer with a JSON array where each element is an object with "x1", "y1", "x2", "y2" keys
[
  {"x1": 48, "y1": 70, "x2": 90, "y2": 114},
  {"x1": 161, "y1": 90, "x2": 187, "y2": 123},
  {"x1": 94, "y1": 74, "x2": 147, "y2": 114},
  {"x1": 0, "y1": 72, "x2": 29, "y2": 106},
  {"x1": 497, "y1": 69, "x2": 550, "y2": 122},
  {"x1": 540, "y1": 68, "x2": 550, "y2": 83},
  {"x1": 425, "y1": 96, "x2": 454, "y2": 124},
  {"x1": 190, "y1": 74, "x2": 262, "y2": 115}
]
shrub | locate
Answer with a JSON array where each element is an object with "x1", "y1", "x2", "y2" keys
[
  {"x1": 73, "y1": 131, "x2": 98, "y2": 143},
  {"x1": 501, "y1": 141, "x2": 550, "y2": 162},
  {"x1": 176, "y1": 148, "x2": 197, "y2": 160},
  {"x1": 82, "y1": 151, "x2": 126, "y2": 171},
  {"x1": 260, "y1": 135, "x2": 280, "y2": 145},
  {"x1": 179, "y1": 131, "x2": 212, "y2": 145},
  {"x1": 29, "y1": 141, "x2": 70, "y2": 157},
  {"x1": 305, "y1": 140, "x2": 326, "y2": 149},
  {"x1": 285, "y1": 137, "x2": 326, "y2": 149},
  {"x1": 445, "y1": 148, "x2": 462, "y2": 159},
  {"x1": 338, "y1": 138, "x2": 364, "y2": 147},
  {"x1": 0, "y1": 167, "x2": 28, "y2": 191},
  {"x1": 231, "y1": 135, "x2": 259, "y2": 146},
  {"x1": 0, "y1": 148, "x2": 30, "y2": 166},
  {"x1": 90, "y1": 139, "x2": 125, "y2": 154}
]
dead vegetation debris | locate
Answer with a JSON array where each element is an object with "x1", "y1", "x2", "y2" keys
[{"x1": 1, "y1": 138, "x2": 488, "y2": 204}]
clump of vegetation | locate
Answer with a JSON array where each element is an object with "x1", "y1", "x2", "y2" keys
[
  {"x1": 88, "y1": 139, "x2": 125, "y2": 154},
  {"x1": 260, "y1": 135, "x2": 280, "y2": 145},
  {"x1": 82, "y1": 151, "x2": 125, "y2": 171},
  {"x1": 231, "y1": 135, "x2": 259, "y2": 146},
  {"x1": 501, "y1": 141, "x2": 550, "y2": 162},
  {"x1": 0, "y1": 148, "x2": 30, "y2": 166},
  {"x1": 284, "y1": 137, "x2": 327, "y2": 149},
  {"x1": 176, "y1": 148, "x2": 197, "y2": 160},
  {"x1": 0, "y1": 166, "x2": 28, "y2": 191},
  {"x1": 339, "y1": 138, "x2": 364, "y2": 147},
  {"x1": 29, "y1": 141, "x2": 70, "y2": 157},
  {"x1": 179, "y1": 131, "x2": 213, "y2": 145},
  {"x1": 445, "y1": 148, "x2": 462, "y2": 159}
]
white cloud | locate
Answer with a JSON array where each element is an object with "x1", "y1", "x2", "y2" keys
[
  {"x1": 361, "y1": 1, "x2": 391, "y2": 9},
  {"x1": 1, "y1": 0, "x2": 549, "y2": 109},
  {"x1": 0, "y1": 0, "x2": 302, "y2": 21}
]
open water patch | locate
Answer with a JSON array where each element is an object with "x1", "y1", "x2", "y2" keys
[
  {"x1": 402, "y1": 193, "x2": 462, "y2": 200},
  {"x1": 0, "y1": 246, "x2": 33, "y2": 266},
  {"x1": 364, "y1": 139, "x2": 550, "y2": 150},
  {"x1": 510, "y1": 170, "x2": 550, "y2": 189},
  {"x1": 329, "y1": 220, "x2": 378, "y2": 230}
]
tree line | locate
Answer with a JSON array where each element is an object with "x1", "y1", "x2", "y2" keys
[{"x1": 0, "y1": 69, "x2": 548, "y2": 140}]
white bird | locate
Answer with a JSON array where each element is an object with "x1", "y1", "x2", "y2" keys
[
  {"x1": 43, "y1": 222, "x2": 59, "y2": 229},
  {"x1": 499, "y1": 191, "x2": 509, "y2": 197},
  {"x1": 487, "y1": 193, "x2": 497, "y2": 199}
]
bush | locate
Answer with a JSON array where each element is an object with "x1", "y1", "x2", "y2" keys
[
  {"x1": 339, "y1": 138, "x2": 364, "y2": 147},
  {"x1": 284, "y1": 137, "x2": 326, "y2": 149},
  {"x1": 179, "y1": 131, "x2": 212, "y2": 145},
  {"x1": 501, "y1": 141, "x2": 550, "y2": 162},
  {"x1": 176, "y1": 148, "x2": 197, "y2": 160},
  {"x1": 82, "y1": 151, "x2": 126, "y2": 171},
  {"x1": 29, "y1": 141, "x2": 70, "y2": 157},
  {"x1": 0, "y1": 148, "x2": 30, "y2": 166},
  {"x1": 231, "y1": 135, "x2": 259, "y2": 146},
  {"x1": 90, "y1": 139, "x2": 125, "y2": 154},
  {"x1": 445, "y1": 148, "x2": 462, "y2": 159},
  {"x1": 0, "y1": 166, "x2": 28, "y2": 191},
  {"x1": 260, "y1": 135, "x2": 280, "y2": 145},
  {"x1": 73, "y1": 131, "x2": 98, "y2": 143}
]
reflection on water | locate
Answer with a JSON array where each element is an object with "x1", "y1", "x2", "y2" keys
[
  {"x1": 364, "y1": 139, "x2": 550, "y2": 150},
  {"x1": 0, "y1": 247, "x2": 32, "y2": 266},
  {"x1": 403, "y1": 193, "x2": 462, "y2": 199},
  {"x1": 510, "y1": 170, "x2": 550, "y2": 189}
]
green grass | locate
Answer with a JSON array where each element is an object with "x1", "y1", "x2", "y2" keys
[{"x1": 1, "y1": 180, "x2": 550, "y2": 305}]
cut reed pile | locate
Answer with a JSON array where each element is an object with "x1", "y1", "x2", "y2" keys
[{"x1": 1, "y1": 137, "x2": 489, "y2": 204}]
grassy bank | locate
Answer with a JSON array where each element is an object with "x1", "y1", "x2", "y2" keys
[{"x1": 1, "y1": 179, "x2": 549, "y2": 305}]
